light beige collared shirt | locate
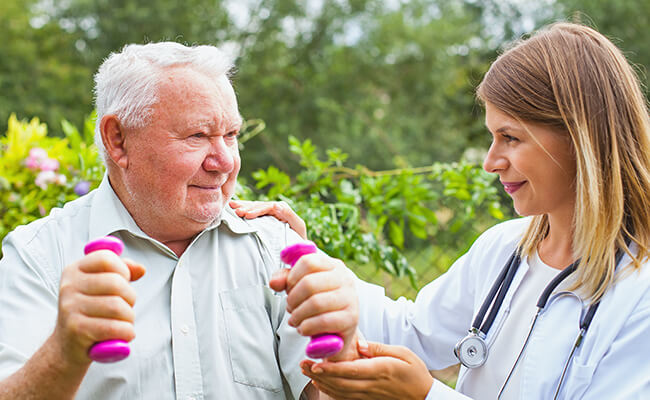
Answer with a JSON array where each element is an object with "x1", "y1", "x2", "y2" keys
[{"x1": 0, "y1": 175, "x2": 309, "y2": 399}]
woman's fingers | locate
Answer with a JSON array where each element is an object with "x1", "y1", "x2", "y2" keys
[
  {"x1": 358, "y1": 341, "x2": 414, "y2": 361},
  {"x1": 301, "y1": 342, "x2": 435, "y2": 400},
  {"x1": 229, "y1": 200, "x2": 308, "y2": 239}
]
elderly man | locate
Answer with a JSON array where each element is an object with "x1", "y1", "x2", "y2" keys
[{"x1": 0, "y1": 42, "x2": 339, "y2": 399}]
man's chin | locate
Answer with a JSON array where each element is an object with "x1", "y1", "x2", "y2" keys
[{"x1": 186, "y1": 205, "x2": 224, "y2": 225}]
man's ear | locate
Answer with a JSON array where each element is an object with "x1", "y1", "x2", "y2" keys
[{"x1": 100, "y1": 115, "x2": 129, "y2": 169}]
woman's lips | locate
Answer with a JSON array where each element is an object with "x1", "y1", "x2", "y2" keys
[{"x1": 502, "y1": 181, "x2": 526, "y2": 194}]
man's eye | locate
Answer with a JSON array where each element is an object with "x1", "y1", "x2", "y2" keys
[
  {"x1": 191, "y1": 132, "x2": 205, "y2": 138},
  {"x1": 225, "y1": 131, "x2": 238, "y2": 139}
]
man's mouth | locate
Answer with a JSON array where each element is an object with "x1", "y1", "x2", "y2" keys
[{"x1": 190, "y1": 184, "x2": 222, "y2": 191}]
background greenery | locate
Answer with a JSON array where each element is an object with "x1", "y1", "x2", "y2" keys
[{"x1": 1, "y1": 0, "x2": 648, "y2": 299}]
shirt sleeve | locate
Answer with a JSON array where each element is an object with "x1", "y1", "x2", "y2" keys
[{"x1": 0, "y1": 233, "x2": 59, "y2": 380}]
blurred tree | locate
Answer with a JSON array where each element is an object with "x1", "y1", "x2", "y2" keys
[
  {"x1": 0, "y1": 0, "x2": 92, "y2": 135},
  {"x1": 9, "y1": 0, "x2": 494, "y2": 175},
  {"x1": 2, "y1": 0, "x2": 647, "y2": 175},
  {"x1": 232, "y1": 0, "x2": 496, "y2": 173}
]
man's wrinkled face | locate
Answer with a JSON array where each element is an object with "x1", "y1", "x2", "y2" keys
[{"x1": 121, "y1": 67, "x2": 242, "y2": 240}]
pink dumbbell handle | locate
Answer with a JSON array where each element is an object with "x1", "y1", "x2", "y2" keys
[
  {"x1": 83, "y1": 236, "x2": 131, "y2": 363},
  {"x1": 280, "y1": 242, "x2": 344, "y2": 359}
]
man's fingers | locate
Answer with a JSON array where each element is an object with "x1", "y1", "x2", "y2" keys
[
  {"x1": 78, "y1": 251, "x2": 131, "y2": 281},
  {"x1": 286, "y1": 270, "x2": 342, "y2": 312},
  {"x1": 77, "y1": 272, "x2": 137, "y2": 306},
  {"x1": 77, "y1": 294, "x2": 136, "y2": 322},
  {"x1": 288, "y1": 289, "x2": 349, "y2": 325},
  {"x1": 70, "y1": 314, "x2": 136, "y2": 344},
  {"x1": 289, "y1": 294, "x2": 353, "y2": 336},
  {"x1": 286, "y1": 254, "x2": 340, "y2": 289}
]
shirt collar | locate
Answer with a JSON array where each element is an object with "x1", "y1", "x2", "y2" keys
[
  {"x1": 213, "y1": 204, "x2": 259, "y2": 235},
  {"x1": 88, "y1": 173, "x2": 258, "y2": 241},
  {"x1": 88, "y1": 174, "x2": 148, "y2": 240}
]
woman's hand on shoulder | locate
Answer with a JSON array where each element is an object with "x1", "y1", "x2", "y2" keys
[
  {"x1": 301, "y1": 341, "x2": 434, "y2": 400},
  {"x1": 229, "y1": 200, "x2": 307, "y2": 239}
]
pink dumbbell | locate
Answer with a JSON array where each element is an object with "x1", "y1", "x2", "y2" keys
[
  {"x1": 280, "y1": 241, "x2": 344, "y2": 359},
  {"x1": 83, "y1": 236, "x2": 131, "y2": 363}
]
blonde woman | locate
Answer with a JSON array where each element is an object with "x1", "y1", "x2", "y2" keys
[{"x1": 231, "y1": 22, "x2": 650, "y2": 399}]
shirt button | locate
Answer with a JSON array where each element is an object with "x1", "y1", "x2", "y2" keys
[{"x1": 180, "y1": 324, "x2": 190, "y2": 335}]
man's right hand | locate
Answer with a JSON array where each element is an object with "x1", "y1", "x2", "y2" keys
[{"x1": 53, "y1": 250, "x2": 145, "y2": 366}]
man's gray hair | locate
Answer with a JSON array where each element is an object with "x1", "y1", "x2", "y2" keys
[{"x1": 93, "y1": 42, "x2": 235, "y2": 162}]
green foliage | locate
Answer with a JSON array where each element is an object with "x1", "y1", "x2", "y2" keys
[
  {"x1": 239, "y1": 135, "x2": 509, "y2": 288},
  {"x1": 0, "y1": 114, "x2": 104, "y2": 243}
]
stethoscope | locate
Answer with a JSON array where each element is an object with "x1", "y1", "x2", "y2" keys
[{"x1": 454, "y1": 248, "x2": 625, "y2": 399}]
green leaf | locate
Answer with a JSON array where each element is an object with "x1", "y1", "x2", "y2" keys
[{"x1": 388, "y1": 220, "x2": 405, "y2": 250}]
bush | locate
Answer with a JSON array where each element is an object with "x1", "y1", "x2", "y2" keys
[
  {"x1": 0, "y1": 114, "x2": 104, "y2": 245},
  {"x1": 239, "y1": 136, "x2": 510, "y2": 294}
]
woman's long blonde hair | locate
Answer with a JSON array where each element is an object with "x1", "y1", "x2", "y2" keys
[{"x1": 477, "y1": 22, "x2": 650, "y2": 301}]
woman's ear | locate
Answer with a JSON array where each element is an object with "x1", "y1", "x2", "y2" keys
[{"x1": 100, "y1": 115, "x2": 128, "y2": 169}]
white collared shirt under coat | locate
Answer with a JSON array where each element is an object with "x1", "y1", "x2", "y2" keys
[
  {"x1": 0, "y1": 175, "x2": 310, "y2": 399},
  {"x1": 356, "y1": 217, "x2": 650, "y2": 399}
]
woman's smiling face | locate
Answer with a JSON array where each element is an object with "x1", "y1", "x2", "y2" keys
[{"x1": 482, "y1": 102, "x2": 577, "y2": 219}]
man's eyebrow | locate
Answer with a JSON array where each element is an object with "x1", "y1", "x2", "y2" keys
[{"x1": 232, "y1": 114, "x2": 244, "y2": 129}]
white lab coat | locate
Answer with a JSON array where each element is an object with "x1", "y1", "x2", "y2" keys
[{"x1": 356, "y1": 217, "x2": 650, "y2": 399}]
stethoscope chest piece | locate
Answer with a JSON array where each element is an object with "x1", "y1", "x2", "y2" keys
[{"x1": 454, "y1": 330, "x2": 488, "y2": 368}]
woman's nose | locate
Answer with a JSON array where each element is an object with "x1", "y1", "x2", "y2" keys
[{"x1": 483, "y1": 143, "x2": 507, "y2": 173}]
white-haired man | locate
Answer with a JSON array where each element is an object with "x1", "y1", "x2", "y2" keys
[{"x1": 0, "y1": 42, "x2": 349, "y2": 399}]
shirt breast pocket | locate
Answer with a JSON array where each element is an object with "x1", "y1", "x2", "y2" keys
[
  {"x1": 219, "y1": 285, "x2": 284, "y2": 393},
  {"x1": 560, "y1": 358, "x2": 597, "y2": 398}
]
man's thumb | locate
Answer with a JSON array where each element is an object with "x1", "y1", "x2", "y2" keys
[
  {"x1": 124, "y1": 258, "x2": 146, "y2": 281},
  {"x1": 269, "y1": 268, "x2": 290, "y2": 292}
]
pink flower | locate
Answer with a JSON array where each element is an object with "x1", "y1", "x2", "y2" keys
[
  {"x1": 29, "y1": 148, "x2": 48, "y2": 160},
  {"x1": 39, "y1": 158, "x2": 60, "y2": 172},
  {"x1": 25, "y1": 148, "x2": 57, "y2": 171},
  {"x1": 25, "y1": 157, "x2": 41, "y2": 170},
  {"x1": 35, "y1": 170, "x2": 56, "y2": 189}
]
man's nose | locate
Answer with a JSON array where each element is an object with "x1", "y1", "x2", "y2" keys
[{"x1": 202, "y1": 137, "x2": 235, "y2": 173}]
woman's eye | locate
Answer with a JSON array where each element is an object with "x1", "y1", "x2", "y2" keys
[{"x1": 503, "y1": 134, "x2": 519, "y2": 143}]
